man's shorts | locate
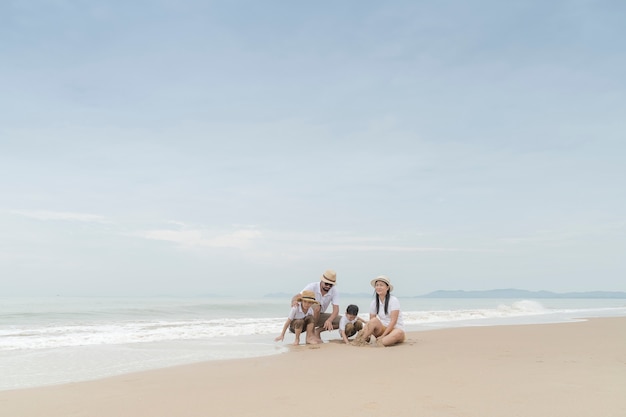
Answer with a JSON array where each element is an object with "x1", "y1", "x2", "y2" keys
[{"x1": 316, "y1": 312, "x2": 341, "y2": 329}]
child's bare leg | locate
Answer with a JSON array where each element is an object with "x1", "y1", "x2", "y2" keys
[
  {"x1": 305, "y1": 327, "x2": 316, "y2": 343},
  {"x1": 293, "y1": 328, "x2": 302, "y2": 345},
  {"x1": 304, "y1": 317, "x2": 320, "y2": 344},
  {"x1": 311, "y1": 327, "x2": 323, "y2": 343},
  {"x1": 305, "y1": 322, "x2": 320, "y2": 344},
  {"x1": 292, "y1": 319, "x2": 305, "y2": 345}
]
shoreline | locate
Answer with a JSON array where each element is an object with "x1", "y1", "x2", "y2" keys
[
  {"x1": 3, "y1": 296, "x2": 624, "y2": 392},
  {"x1": 2, "y1": 317, "x2": 625, "y2": 417}
]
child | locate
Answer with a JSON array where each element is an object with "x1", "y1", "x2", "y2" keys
[
  {"x1": 338, "y1": 304, "x2": 365, "y2": 344},
  {"x1": 275, "y1": 290, "x2": 320, "y2": 345}
]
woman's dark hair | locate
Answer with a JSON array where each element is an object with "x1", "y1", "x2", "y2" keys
[{"x1": 374, "y1": 284, "x2": 391, "y2": 315}]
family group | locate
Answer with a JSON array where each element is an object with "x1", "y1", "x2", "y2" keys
[{"x1": 275, "y1": 269, "x2": 405, "y2": 347}]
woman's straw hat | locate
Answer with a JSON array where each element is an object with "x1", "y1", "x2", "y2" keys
[{"x1": 370, "y1": 275, "x2": 394, "y2": 292}]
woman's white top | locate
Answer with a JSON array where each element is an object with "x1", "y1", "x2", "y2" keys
[{"x1": 369, "y1": 295, "x2": 404, "y2": 330}]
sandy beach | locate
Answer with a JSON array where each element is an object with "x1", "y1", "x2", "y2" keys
[{"x1": 2, "y1": 317, "x2": 625, "y2": 417}]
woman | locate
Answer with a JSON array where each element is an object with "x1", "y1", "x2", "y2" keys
[{"x1": 354, "y1": 275, "x2": 405, "y2": 347}]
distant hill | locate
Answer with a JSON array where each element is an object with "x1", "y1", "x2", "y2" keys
[{"x1": 417, "y1": 289, "x2": 626, "y2": 299}]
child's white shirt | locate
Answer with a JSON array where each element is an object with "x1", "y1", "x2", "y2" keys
[{"x1": 288, "y1": 303, "x2": 314, "y2": 320}]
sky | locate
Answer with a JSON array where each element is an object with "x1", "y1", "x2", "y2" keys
[{"x1": 1, "y1": 0, "x2": 625, "y2": 297}]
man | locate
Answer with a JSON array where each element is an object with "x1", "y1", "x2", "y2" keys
[{"x1": 292, "y1": 269, "x2": 340, "y2": 343}]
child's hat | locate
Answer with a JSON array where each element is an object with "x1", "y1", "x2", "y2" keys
[{"x1": 300, "y1": 290, "x2": 319, "y2": 304}]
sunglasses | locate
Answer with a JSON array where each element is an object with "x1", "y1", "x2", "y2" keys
[{"x1": 323, "y1": 282, "x2": 334, "y2": 287}]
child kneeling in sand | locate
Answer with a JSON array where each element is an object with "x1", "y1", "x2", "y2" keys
[
  {"x1": 275, "y1": 290, "x2": 320, "y2": 345},
  {"x1": 339, "y1": 304, "x2": 365, "y2": 344}
]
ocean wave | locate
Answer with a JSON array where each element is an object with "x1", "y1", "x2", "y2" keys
[
  {"x1": 2, "y1": 300, "x2": 625, "y2": 351},
  {"x1": 0, "y1": 318, "x2": 284, "y2": 351},
  {"x1": 402, "y1": 299, "x2": 549, "y2": 325}
]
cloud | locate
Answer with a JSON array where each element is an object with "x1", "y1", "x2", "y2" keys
[
  {"x1": 131, "y1": 224, "x2": 498, "y2": 257},
  {"x1": 137, "y1": 228, "x2": 262, "y2": 250},
  {"x1": 257, "y1": 231, "x2": 492, "y2": 253},
  {"x1": 313, "y1": 244, "x2": 494, "y2": 253},
  {"x1": 9, "y1": 210, "x2": 110, "y2": 223}
]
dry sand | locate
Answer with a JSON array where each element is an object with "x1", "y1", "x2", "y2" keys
[{"x1": 1, "y1": 317, "x2": 625, "y2": 417}]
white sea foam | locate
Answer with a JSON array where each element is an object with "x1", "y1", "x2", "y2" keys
[
  {"x1": 401, "y1": 299, "x2": 546, "y2": 325},
  {"x1": 0, "y1": 317, "x2": 286, "y2": 351},
  {"x1": 2, "y1": 299, "x2": 625, "y2": 351}
]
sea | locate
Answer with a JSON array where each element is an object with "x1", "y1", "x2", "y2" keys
[{"x1": 1, "y1": 295, "x2": 625, "y2": 391}]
